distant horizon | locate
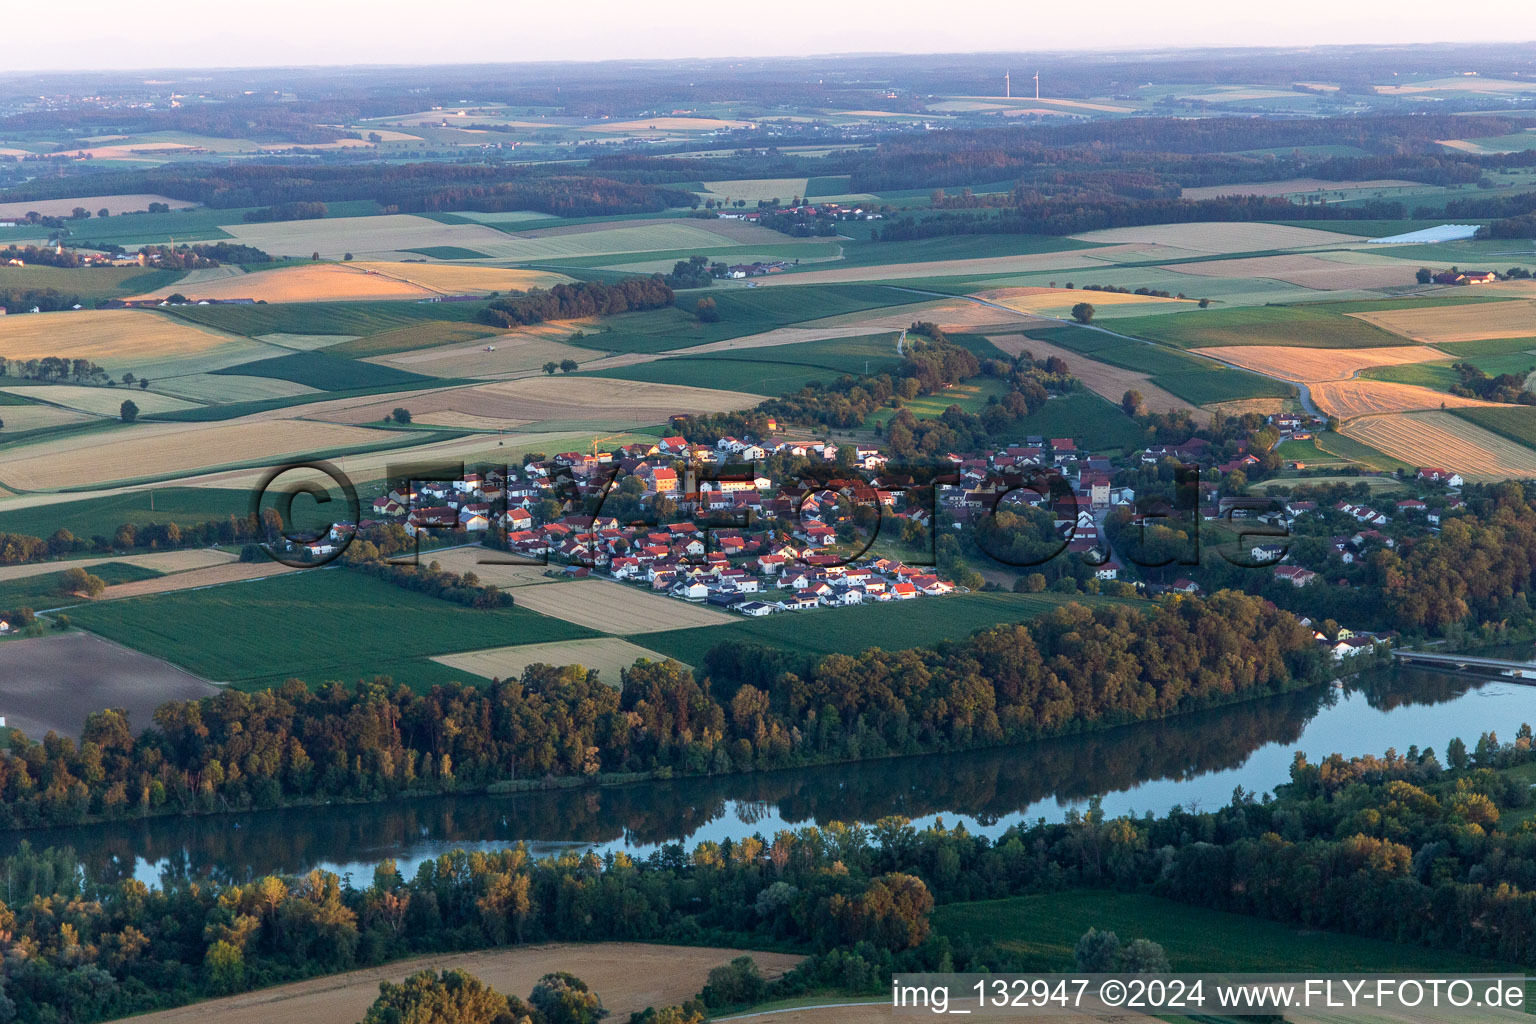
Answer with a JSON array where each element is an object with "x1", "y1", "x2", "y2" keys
[{"x1": 8, "y1": 1, "x2": 1536, "y2": 76}]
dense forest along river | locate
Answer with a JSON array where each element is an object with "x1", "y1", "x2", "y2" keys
[{"x1": 6, "y1": 665, "x2": 1531, "y2": 886}]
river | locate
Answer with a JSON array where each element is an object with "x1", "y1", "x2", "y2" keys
[{"x1": 5, "y1": 665, "x2": 1530, "y2": 887}]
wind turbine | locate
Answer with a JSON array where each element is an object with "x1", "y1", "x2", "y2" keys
[
  {"x1": 1034, "y1": 72, "x2": 1040, "y2": 100},
  {"x1": 1004, "y1": 71, "x2": 1010, "y2": 99}
]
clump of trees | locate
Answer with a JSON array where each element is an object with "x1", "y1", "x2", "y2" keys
[
  {"x1": 243, "y1": 201, "x2": 329, "y2": 222},
  {"x1": 0, "y1": 355, "x2": 110, "y2": 384},
  {"x1": 480, "y1": 278, "x2": 675, "y2": 329}
]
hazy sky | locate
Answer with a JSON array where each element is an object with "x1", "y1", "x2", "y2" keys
[{"x1": 13, "y1": 0, "x2": 1534, "y2": 72}]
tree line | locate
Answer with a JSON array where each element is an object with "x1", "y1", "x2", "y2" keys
[
  {"x1": 0, "y1": 589, "x2": 1323, "y2": 830},
  {"x1": 2, "y1": 720, "x2": 1534, "y2": 1023}
]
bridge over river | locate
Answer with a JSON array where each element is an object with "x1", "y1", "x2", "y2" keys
[{"x1": 1393, "y1": 649, "x2": 1536, "y2": 680}]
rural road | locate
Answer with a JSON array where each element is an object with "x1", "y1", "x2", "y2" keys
[{"x1": 893, "y1": 287, "x2": 1324, "y2": 419}]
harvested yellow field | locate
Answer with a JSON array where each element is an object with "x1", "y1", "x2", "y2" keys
[
  {"x1": 0, "y1": 309, "x2": 241, "y2": 367},
  {"x1": 1164, "y1": 253, "x2": 1421, "y2": 290},
  {"x1": 1348, "y1": 300, "x2": 1536, "y2": 344},
  {"x1": 0, "y1": 418, "x2": 398, "y2": 491},
  {"x1": 223, "y1": 214, "x2": 513, "y2": 261},
  {"x1": 350, "y1": 262, "x2": 572, "y2": 294},
  {"x1": 586, "y1": 117, "x2": 754, "y2": 132},
  {"x1": 0, "y1": 384, "x2": 201, "y2": 416},
  {"x1": 1070, "y1": 222, "x2": 1364, "y2": 253},
  {"x1": 1308, "y1": 379, "x2": 1495, "y2": 420},
  {"x1": 119, "y1": 943, "x2": 801, "y2": 1024},
  {"x1": 0, "y1": 547, "x2": 234, "y2": 584},
  {"x1": 511, "y1": 578, "x2": 734, "y2": 634},
  {"x1": 1192, "y1": 345, "x2": 1449, "y2": 383},
  {"x1": 0, "y1": 193, "x2": 194, "y2": 218},
  {"x1": 974, "y1": 286, "x2": 1191, "y2": 315},
  {"x1": 98, "y1": 559, "x2": 301, "y2": 600},
  {"x1": 1180, "y1": 177, "x2": 1420, "y2": 200},
  {"x1": 125, "y1": 263, "x2": 435, "y2": 304},
  {"x1": 318, "y1": 377, "x2": 762, "y2": 430},
  {"x1": 700, "y1": 178, "x2": 810, "y2": 202},
  {"x1": 435, "y1": 637, "x2": 679, "y2": 683},
  {"x1": 988, "y1": 333, "x2": 1207, "y2": 422},
  {"x1": 1343, "y1": 412, "x2": 1536, "y2": 481}
]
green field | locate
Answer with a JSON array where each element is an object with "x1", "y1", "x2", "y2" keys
[
  {"x1": 1153, "y1": 368, "x2": 1295, "y2": 404},
  {"x1": 67, "y1": 567, "x2": 598, "y2": 689},
  {"x1": 0, "y1": 487, "x2": 254, "y2": 539},
  {"x1": 630, "y1": 591, "x2": 1131, "y2": 665},
  {"x1": 325, "y1": 321, "x2": 506, "y2": 358},
  {"x1": 584, "y1": 331, "x2": 905, "y2": 394},
  {"x1": 586, "y1": 358, "x2": 843, "y2": 394},
  {"x1": 403, "y1": 246, "x2": 492, "y2": 260},
  {"x1": 1360, "y1": 353, "x2": 1536, "y2": 392},
  {"x1": 1274, "y1": 437, "x2": 1347, "y2": 464},
  {"x1": 163, "y1": 299, "x2": 491, "y2": 338},
  {"x1": 934, "y1": 890, "x2": 1522, "y2": 973},
  {"x1": 1449, "y1": 405, "x2": 1536, "y2": 449},
  {"x1": 1109, "y1": 304, "x2": 1420, "y2": 349},
  {"x1": 565, "y1": 284, "x2": 927, "y2": 355},
  {"x1": 0, "y1": 561, "x2": 161, "y2": 612},
  {"x1": 1316, "y1": 429, "x2": 1416, "y2": 473},
  {"x1": 1434, "y1": 336, "x2": 1536, "y2": 357},
  {"x1": 1002, "y1": 393, "x2": 1149, "y2": 449},
  {"x1": 0, "y1": 264, "x2": 186, "y2": 303},
  {"x1": 866, "y1": 377, "x2": 1012, "y2": 426},
  {"x1": 212, "y1": 350, "x2": 433, "y2": 390}
]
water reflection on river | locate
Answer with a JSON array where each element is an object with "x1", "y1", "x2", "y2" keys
[{"x1": 4, "y1": 666, "x2": 1529, "y2": 887}]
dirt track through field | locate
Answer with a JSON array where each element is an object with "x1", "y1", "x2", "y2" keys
[
  {"x1": 114, "y1": 943, "x2": 802, "y2": 1024},
  {"x1": 988, "y1": 332, "x2": 1207, "y2": 422}
]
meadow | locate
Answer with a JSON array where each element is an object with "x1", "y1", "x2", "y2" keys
[
  {"x1": 66, "y1": 567, "x2": 599, "y2": 689},
  {"x1": 630, "y1": 591, "x2": 1130, "y2": 665},
  {"x1": 0, "y1": 561, "x2": 161, "y2": 611},
  {"x1": 0, "y1": 486, "x2": 254, "y2": 538},
  {"x1": 1450, "y1": 405, "x2": 1536, "y2": 449},
  {"x1": 1109, "y1": 304, "x2": 1416, "y2": 349},
  {"x1": 164, "y1": 298, "x2": 491, "y2": 337},
  {"x1": 212, "y1": 350, "x2": 433, "y2": 390},
  {"x1": 933, "y1": 891, "x2": 1522, "y2": 973}
]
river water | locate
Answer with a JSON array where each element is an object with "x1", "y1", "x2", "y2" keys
[{"x1": 5, "y1": 666, "x2": 1530, "y2": 887}]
